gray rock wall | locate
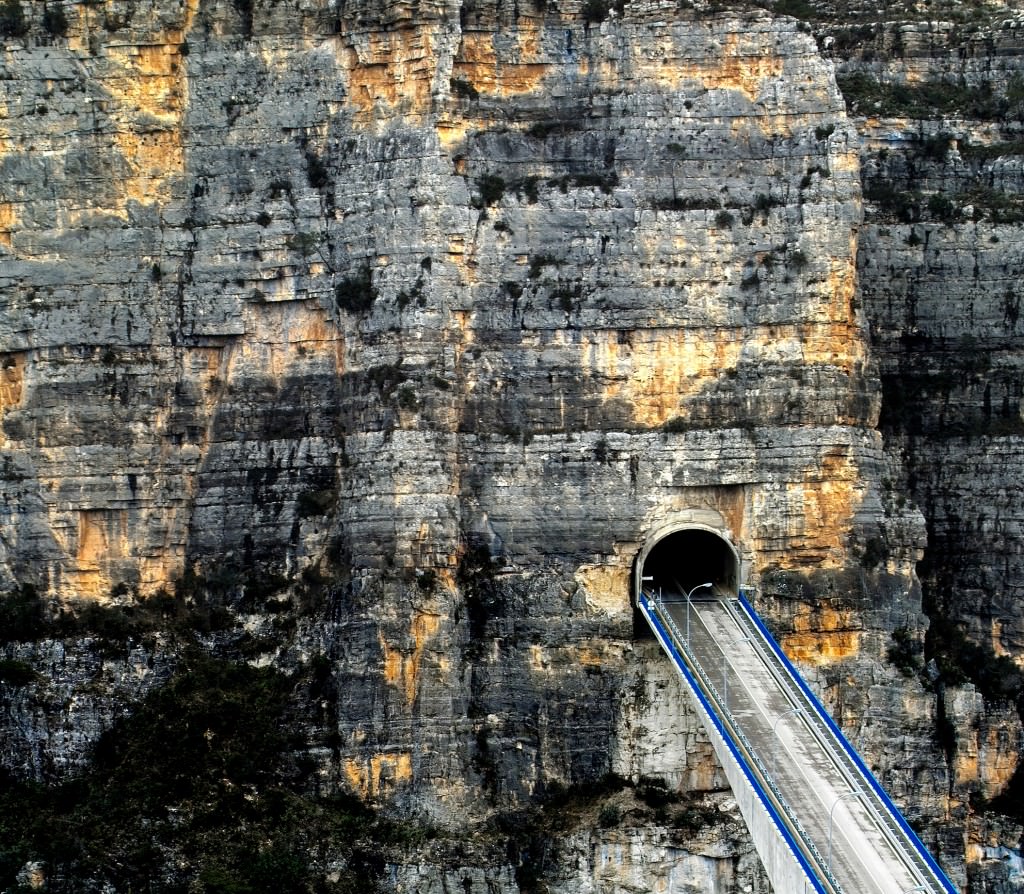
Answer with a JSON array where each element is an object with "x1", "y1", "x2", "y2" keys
[{"x1": 829, "y1": 10, "x2": 1024, "y2": 892}]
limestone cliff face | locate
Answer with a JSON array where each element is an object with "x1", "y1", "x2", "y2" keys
[
  {"x1": 0, "y1": 0, "x2": 875, "y2": 603},
  {"x1": 0, "y1": 0, "x2": 1014, "y2": 891},
  {"x1": 816, "y1": 8, "x2": 1024, "y2": 891}
]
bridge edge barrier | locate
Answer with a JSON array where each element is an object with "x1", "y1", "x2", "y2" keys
[
  {"x1": 736, "y1": 592, "x2": 960, "y2": 894},
  {"x1": 640, "y1": 593, "x2": 829, "y2": 894}
]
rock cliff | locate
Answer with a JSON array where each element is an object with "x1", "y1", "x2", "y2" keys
[{"x1": 0, "y1": 0, "x2": 1020, "y2": 891}]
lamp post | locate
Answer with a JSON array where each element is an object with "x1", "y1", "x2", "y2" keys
[
  {"x1": 827, "y1": 788, "x2": 865, "y2": 876},
  {"x1": 685, "y1": 581, "x2": 713, "y2": 643},
  {"x1": 771, "y1": 707, "x2": 804, "y2": 781}
]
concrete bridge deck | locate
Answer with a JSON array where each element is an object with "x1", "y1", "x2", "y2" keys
[{"x1": 639, "y1": 590, "x2": 958, "y2": 894}]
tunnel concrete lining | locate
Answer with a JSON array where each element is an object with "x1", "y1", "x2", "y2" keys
[{"x1": 635, "y1": 522, "x2": 742, "y2": 601}]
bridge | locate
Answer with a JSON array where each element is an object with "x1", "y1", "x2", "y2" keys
[{"x1": 634, "y1": 523, "x2": 959, "y2": 894}]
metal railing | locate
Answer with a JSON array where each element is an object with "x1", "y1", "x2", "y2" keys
[
  {"x1": 727, "y1": 595, "x2": 956, "y2": 894},
  {"x1": 643, "y1": 590, "x2": 845, "y2": 894}
]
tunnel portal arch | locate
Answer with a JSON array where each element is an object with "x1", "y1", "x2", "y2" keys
[{"x1": 635, "y1": 523, "x2": 741, "y2": 601}]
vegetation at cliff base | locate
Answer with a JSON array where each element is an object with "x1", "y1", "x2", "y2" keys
[{"x1": 0, "y1": 654, "x2": 414, "y2": 893}]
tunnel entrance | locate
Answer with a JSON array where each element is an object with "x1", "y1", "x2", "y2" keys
[{"x1": 637, "y1": 525, "x2": 740, "y2": 600}]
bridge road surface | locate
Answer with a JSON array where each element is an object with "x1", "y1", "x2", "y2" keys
[{"x1": 665, "y1": 597, "x2": 923, "y2": 894}]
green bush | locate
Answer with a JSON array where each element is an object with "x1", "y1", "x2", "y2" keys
[
  {"x1": 527, "y1": 119, "x2": 581, "y2": 140},
  {"x1": 476, "y1": 174, "x2": 506, "y2": 206},
  {"x1": 0, "y1": 656, "x2": 363, "y2": 892},
  {"x1": 549, "y1": 171, "x2": 618, "y2": 195},
  {"x1": 582, "y1": 0, "x2": 610, "y2": 23},
  {"x1": 838, "y1": 73, "x2": 1008, "y2": 120},
  {"x1": 296, "y1": 488, "x2": 336, "y2": 518},
  {"x1": 714, "y1": 209, "x2": 735, "y2": 229},
  {"x1": 513, "y1": 176, "x2": 541, "y2": 203},
  {"x1": 919, "y1": 132, "x2": 953, "y2": 161},
  {"x1": 774, "y1": 0, "x2": 816, "y2": 18},
  {"x1": 863, "y1": 181, "x2": 921, "y2": 222},
  {"x1": 886, "y1": 626, "x2": 922, "y2": 677},
  {"x1": 959, "y1": 139, "x2": 1024, "y2": 161},
  {"x1": 636, "y1": 777, "x2": 677, "y2": 810},
  {"x1": 927, "y1": 193, "x2": 957, "y2": 222},
  {"x1": 597, "y1": 804, "x2": 620, "y2": 827},
  {"x1": 528, "y1": 253, "x2": 560, "y2": 279},
  {"x1": 0, "y1": 0, "x2": 26, "y2": 37},
  {"x1": 233, "y1": 0, "x2": 253, "y2": 36},
  {"x1": 42, "y1": 4, "x2": 68, "y2": 36},
  {"x1": 450, "y1": 77, "x2": 479, "y2": 100},
  {"x1": 334, "y1": 266, "x2": 377, "y2": 313},
  {"x1": 0, "y1": 584, "x2": 46, "y2": 643},
  {"x1": 304, "y1": 150, "x2": 329, "y2": 190},
  {"x1": 671, "y1": 799, "x2": 720, "y2": 834},
  {"x1": 286, "y1": 231, "x2": 319, "y2": 256},
  {"x1": 741, "y1": 270, "x2": 760, "y2": 290},
  {"x1": 926, "y1": 615, "x2": 1024, "y2": 704},
  {"x1": 0, "y1": 658, "x2": 37, "y2": 686},
  {"x1": 860, "y1": 536, "x2": 888, "y2": 569},
  {"x1": 651, "y1": 196, "x2": 720, "y2": 212},
  {"x1": 661, "y1": 416, "x2": 692, "y2": 433},
  {"x1": 395, "y1": 384, "x2": 418, "y2": 411}
]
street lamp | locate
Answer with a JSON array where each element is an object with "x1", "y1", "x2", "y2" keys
[
  {"x1": 685, "y1": 581, "x2": 713, "y2": 642},
  {"x1": 771, "y1": 707, "x2": 804, "y2": 781},
  {"x1": 827, "y1": 788, "x2": 865, "y2": 876}
]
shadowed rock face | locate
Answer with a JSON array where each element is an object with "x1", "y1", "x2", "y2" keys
[{"x1": 0, "y1": 0, "x2": 1020, "y2": 891}]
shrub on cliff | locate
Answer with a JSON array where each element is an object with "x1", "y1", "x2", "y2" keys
[
  {"x1": 450, "y1": 77, "x2": 479, "y2": 100},
  {"x1": 0, "y1": 0, "x2": 26, "y2": 37},
  {"x1": 475, "y1": 174, "x2": 506, "y2": 207},
  {"x1": 296, "y1": 487, "x2": 336, "y2": 517},
  {"x1": 304, "y1": 150, "x2": 329, "y2": 190},
  {"x1": 838, "y1": 73, "x2": 1008, "y2": 120},
  {"x1": 334, "y1": 266, "x2": 377, "y2": 314},
  {"x1": 926, "y1": 615, "x2": 1024, "y2": 705},
  {"x1": 581, "y1": 0, "x2": 610, "y2": 22},
  {"x1": 887, "y1": 626, "x2": 922, "y2": 677},
  {"x1": 774, "y1": 0, "x2": 816, "y2": 19},
  {"x1": 42, "y1": 4, "x2": 67, "y2": 36},
  {"x1": 0, "y1": 584, "x2": 46, "y2": 643}
]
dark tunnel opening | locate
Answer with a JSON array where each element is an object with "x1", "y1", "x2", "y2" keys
[{"x1": 639, "y1": 528, "x2": 739, "y2": 600}]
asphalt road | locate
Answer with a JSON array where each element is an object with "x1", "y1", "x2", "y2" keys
[{"x1": 664, "y1": 598, "x2": 924, "y2": 894}]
